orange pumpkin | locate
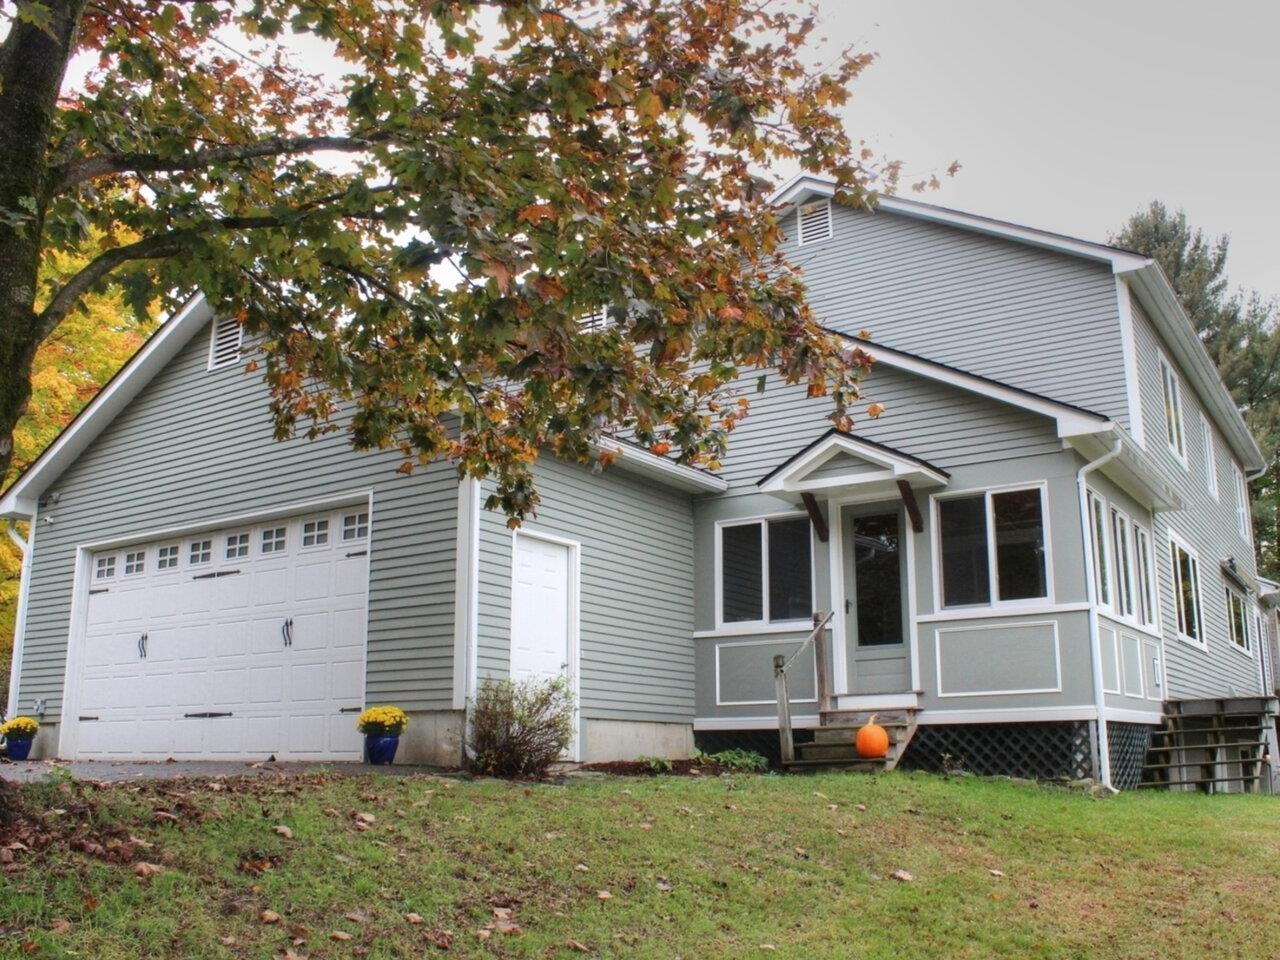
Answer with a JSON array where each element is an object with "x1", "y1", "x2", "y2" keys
[{"x1": 855, "y1": 716, "x2": 890, "y2": 759}]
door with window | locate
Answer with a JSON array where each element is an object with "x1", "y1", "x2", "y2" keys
[{"x1": 842, "y1": 507, "x2": 910, "y2": 694}]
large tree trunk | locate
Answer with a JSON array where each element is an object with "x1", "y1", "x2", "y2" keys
[{"x1": 0, "y1": 0, "x2": 84, "y2": 481}]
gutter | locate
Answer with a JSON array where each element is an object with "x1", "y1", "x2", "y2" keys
[
  {"x1": 5, "y1": 518, "x2": 34, "y2": 720},
  {"x1": 1076, "y1": 437, "x2": 1124, "y2": 791}
]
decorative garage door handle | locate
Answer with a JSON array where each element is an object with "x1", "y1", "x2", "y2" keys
[
  {"x1": 137, "y1": 632, "x2": 148, "y2": 659},
  {"x1": 183, "y1": 711, "x2": 234, "y2": 719},
  {"x1": 338, "y1": 706, "x2": 362, "y2": 714},
  {"x1": 281, "y1": 617, "x2": 294, "y2": 647}
]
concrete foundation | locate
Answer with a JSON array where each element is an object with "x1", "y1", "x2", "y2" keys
[
  {"x1": 581, "y1": 719, "x2": 694, "y2": 762},
  {"x1": 397, "y1": 710, "x2": 467, "y2": 767}
]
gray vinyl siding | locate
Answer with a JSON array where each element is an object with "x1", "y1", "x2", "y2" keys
[
  {"x1": 717, "y1": 364, "x2": 1063, "y2": 492},
  {"x1": 15, "y1": 317, "x2": 460, "y2": 720},
  {"x1": 476, "y1": 456, "x2": 695, "y2": 724},
  {"x1": 1130, "y1": 296, "x2": 1264, "y2": 699},
  {"x1": 783, "y1": 202, "x2": 1129, "y2": 425}
]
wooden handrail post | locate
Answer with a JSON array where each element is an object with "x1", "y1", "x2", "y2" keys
[
  {"x1": 774, "y1": 654, "x2": 794, "y2": 765},
  {"x1": 813, "y1": 610, "x2": 831, "y2": 714}
]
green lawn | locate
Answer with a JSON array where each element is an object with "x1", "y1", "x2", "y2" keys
[{"x1": 3, "y1": 770, "x2": 1280, "y2": 959}]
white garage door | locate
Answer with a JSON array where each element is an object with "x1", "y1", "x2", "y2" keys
[{"x1": 72, "y1": 505, "x2": 371, "y2": 760}]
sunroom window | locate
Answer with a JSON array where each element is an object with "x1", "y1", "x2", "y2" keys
[
  {"x1": 939, "y1": 487, "x2": 1047, "y2": 607},
  {"x1": 720, "y1": 517, "x2": 812, "y2": 624}
]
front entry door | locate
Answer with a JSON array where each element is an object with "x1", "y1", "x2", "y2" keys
[{"x1": 843, "y1": 509, "x2": 910, "y2": 695}]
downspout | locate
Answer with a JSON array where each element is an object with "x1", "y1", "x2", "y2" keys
[
  {"x1": 1076, "y1": 438, "x2": 1123, "y2": 791},
  {"x1": 5, "y1": 518, "x2": 33, "y2": 720}
]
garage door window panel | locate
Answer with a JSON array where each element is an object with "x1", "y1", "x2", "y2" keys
[
  {"x1": 342, "y1": 512, "x2": 369, "y2": 540},
  {"x1": 226, "y1": 533, "x2": 250, "y2": 559},
  {"x1": 189, "y1": 539, "x2": 212, "y2": 565},
  {"x1": 302, "y1": 519, "x2": 330, "y2": 547},
  {"x1": 95, "y1": 556, "x2": 116, "y2": 580}
]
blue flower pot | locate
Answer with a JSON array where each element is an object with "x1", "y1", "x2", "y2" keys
[
  {"x1": 6, "y1": 738, "x2": 33, "y2": 761},
  {"x1": 365, "y1": 734, "x2": 400, "y2": 765}
]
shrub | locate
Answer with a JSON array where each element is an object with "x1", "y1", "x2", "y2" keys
[
  {"x1": 469, "y1": 675, "x2": 575, "y2": 779},
  {"x1": 638, "y1": 755, "x2": 673, "y2": 774},
  {"x1": 705, "y1": 748, "x2": 768, "y2": 773},
  {"x1": 356, "y1": 705, "x2": 409, "y2": 736}
]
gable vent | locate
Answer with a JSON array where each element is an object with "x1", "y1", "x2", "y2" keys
[
  {"x1": 578, "y1": 306, "x2": 613, "y2": 332},
  {"x1": 797, "y1": 199, "x2": 832, "y2": 245},
  {"x1": 207, "y1": 315, "x2": 244, "y2": 371}
]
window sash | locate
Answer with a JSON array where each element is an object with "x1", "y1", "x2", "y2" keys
[
  {"x1": 1170, "y1": 538, "x2": 1202, "y2": 643},
  {"x1": 1226, "y1": 588, "x2": 1250, "y2": 650},
  {"x1": 1232, "y1": 464, "x2": 1250, "y2": 541},
  {"x1": 719, "y1": 517, "x2": 812, "y2": 625},
  {"x1": 1110, "y1": 508, "x2": 1134, "y2": 618},
  {"x1": 1134, "y1": 527, "x2": 1156, "y2": 626},
  {"x1": 1089, "y1": 494, "x2": 1111, "y2": 607},
  {"x1": 1203, "y1": 418, "x2": 1218, "y2": 498},
  {"x1": 939, "y1": 487, "x2": 1048, "y2": 609}
]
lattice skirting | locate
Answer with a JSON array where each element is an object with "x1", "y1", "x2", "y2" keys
[
  {"x1": 898, "y1": 721, "x2": 1095, "y2": 781},
  {"x1": 694, "y1": 729, "x2": 813, "y2": 768},
  {"x1": 1107, "y1": 721, "x2": 1154, "y2": 790}
]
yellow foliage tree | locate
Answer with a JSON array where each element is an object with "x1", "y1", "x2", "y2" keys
[{"x1": 0, "y1": 241, "x2": 155, "y2": 708}]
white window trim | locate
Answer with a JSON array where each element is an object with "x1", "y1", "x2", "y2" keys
[
  {"x1": 714, "y1": 512, "x2": 815, "y2": 630},
  {"x1": 1109, "y1": 505, "x2": 1135, "y2": 621},
  {"x1": 1168, "y1": 529, "x2": 1205, "y2": 649},
  {"x1": 1202, "y1": 414, "x2": 1218, "y2": 500},
  {"x1": 1088, "y1": 492, "x2": 1113, "y2": 611},
  {"x1": 1231, "y1": 461, "x2": 1251, "y2": 543},
  {"x1": 930, "y1": 481, "x2": 1054, "y2": 613},
  {"x1": 1133, "y1": 525, "x2": 1160, "y2": 632},
  {"x1": 1224, "y1": 584, "x2": 1254, "y2": 658},
  {"x1": 1159, "y1": 354, "x2": 1188, "y2": 467}
]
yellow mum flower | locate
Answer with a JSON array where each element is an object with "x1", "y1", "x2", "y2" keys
[
  {"x1": 356, "y1": 705, "x2": 409, "y2": 736},
  {"x1": 1, "y1": 716, "x2": 39, "y2": 739}
]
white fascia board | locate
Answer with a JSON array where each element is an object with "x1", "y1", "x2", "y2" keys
[
  {"x1": 768, "y1": 173, "x2": 1150, "y2": 273},
  {"x1": 0, "y1": 295, "x2": 214, "y2": 520},
  {"x1": 1122, "y1": 263, "x2": 1265, "y2": 476},
  {"x1": 760, "y1": 432, "x2": 946, "y2": 494},
  {"x1": 591, "y1": 437, "x2": 728, "y2": 494},
  {"x1": 862, "y1": 344, "x2": 1114, "y2": 440}
]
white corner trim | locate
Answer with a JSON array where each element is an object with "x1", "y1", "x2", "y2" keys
[
  {"x1": 0, "y1": 295, "x2": 213, "y2": 520},
  {"x1": 1114, "y1": 277, "x2": 1145, "y2": 448},
  {"x1": 452, "y1": 478, "x2": 481, "y2": 710},
  {"x1": 5, "y1": 519, "x2": 34, "y2": 718}
]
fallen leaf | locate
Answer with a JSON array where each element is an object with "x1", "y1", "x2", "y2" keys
[
  {"x1": 574, "y1": 863, "x2": 590, "y2": 872},
  {"x1": 354, "y1": 812, "x2": 376, "y2": 824},
  {"x1": 596, "y1": 890, "x2": 612, "y2": 901},
  {"x1": 827, "y1": 804, "x2": 839, "y2": 811},
  {"x1": 330, "y1": 931, "x2": 352, "y2": 941},
  {"x1": 491, "y1": 907, "x2": 513, "y2": 921},
  {"x1": 260, "y1": 910, "x2": 282, "y2": 924},
  {"x1": 219, "y1": 935, "x2": 237, "y2": 946},
  {"x1": 891, "y1": 869, "x2": 914, "y2": 883},
  {"x1": 493, "y1": 920, "x2": 522, "y2": 935},
  {"x1": 636, "y1": 822, "x2": 652, "y2": 830},
  {"x1": 274, "y1": 825, "x2": 294, "y2": 839},
  {"x1": 49, "y1": 919, "x2": 72, "y2": 936},
  {"x1": 152, "y1": 810, "x2": 180, "y2": 824},
  {"x1": 759, "y1": 946, "x2": 777, "y2": 952},
  {"x1": 0, "y1": 849, "x2": 12, "y2": 864},
  {"x1": 854, "y1": 803, "x2": 867, "y2": 812},
  {"x1": 343, "y1": 911, "x2": 369, "y2": 924},
  {"x1": 133, "y1": 861, "x2": 163, "y2": 879},
  {"x1": 424, "y1": 928, "x2": 454, "y2": 949},
  {"x1": 565, "y1": 938, "x2": 591, "y2": 952},
  {"x1": 988, "y1": 868, "x2": 1006, "y2": 877},
  {"x1": 656, "y1": 880, "x2": 674, "y2": 892},
  {"x1": 404, "y1": 913, "x2": 424, "y2": 924},
  {"x1": 794, "y1": 847, "x2": 809, "y2": 860},
  {"x1": 475, "y1": 928, "x2": 492, "y2": 941}
]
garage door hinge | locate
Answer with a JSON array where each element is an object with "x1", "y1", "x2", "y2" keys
[
  {"x1": 78, "y1": 716, "x2": 100, "y2": 722},
  {"x1": 89, "y1": 588, "x2": 109, "y2": 595},
  {"x1": 192, "y1": 569, "x2": 241, "y2": 580},
  {"x1": 183, "y1": 711, "x2": 234, "y2": 719},
  {"x1": 345, "y1": 550, "x2": 368, "y2": 558}
]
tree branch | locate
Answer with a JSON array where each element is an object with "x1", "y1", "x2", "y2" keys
[{"x1": 53, "y1": 134, "x2": 385, "y2": 194}]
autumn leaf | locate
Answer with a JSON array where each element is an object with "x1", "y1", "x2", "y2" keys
[
  {"x1": 516, "y1": 203, "x2": 555, "y2": 226},
  {"x1": 49, "y1": 919, "x2": 72, "y2": 935},
  {"x1": 867, "y1": 402, "x2": 885, "y2": 418},
  {"x1": 260, "y1": 910, "x2": 282, "y2": 924},
  {"x1": 404, "y1": 913, "x2": 424, "y2": 924},
  {"x1": 273, "y1": 825, "x2": 294, "y2": 839},
  {"x1": 133, "y1": 862, "x2": 163, "y2": 879}
]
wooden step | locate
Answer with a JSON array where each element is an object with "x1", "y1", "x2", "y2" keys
[
  {"x1": 820, "y1": 709, "x2": 916, "y2": 727},
  {"x1": 1145, "y1": 740, "x2": 1266, "y2": 753},
  {"x1": 812, "y1": 724, "x2": 911, "y2": 746},
  {"x1": 782, "y1": 757, "x2": 889, "y2": 773}
]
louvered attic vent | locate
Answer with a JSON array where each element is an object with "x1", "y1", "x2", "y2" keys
[
  {"x1": 207, "y1": 315, "x2": 244, "y2": 371},
  {"x1": 797, "y1": 199, "x2": 832, "y2": 245},
  {"x1": 577, "y1": 306, "x2": 614, "y2": 332}
]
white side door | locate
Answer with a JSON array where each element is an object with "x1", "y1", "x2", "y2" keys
[{"x1": 510, "y1": 533, "x2": 572, "y2": 681}]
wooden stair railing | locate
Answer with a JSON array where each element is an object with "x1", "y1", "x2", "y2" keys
[{"x1": 774, "y1": 610, "x2": 834, "y2": 766}]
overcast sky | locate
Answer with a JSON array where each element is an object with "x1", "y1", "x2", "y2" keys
[{"x1": 819, "y1": 1, "x2": 1279, "y2": 299}]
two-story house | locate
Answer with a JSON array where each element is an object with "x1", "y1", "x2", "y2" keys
[{"x1": 2, "y1": 174, "x2": 1271, "y2": 789}]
